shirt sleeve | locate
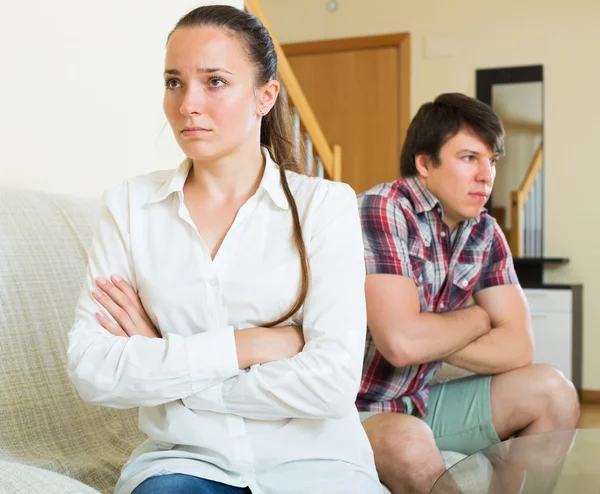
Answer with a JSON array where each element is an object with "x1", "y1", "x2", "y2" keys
[
  {"x1": 67, "y1": 181, "x2": 239, "y2": 409},
  {"x1": 474, "y1": 220, "x2": 519, "y2": 292},
  {"x1": 359, "y1": 193, "x2": 413, "y2": 278},
  {"x1": 183, "y1": 183, "x2": 367, "y2": 420}
]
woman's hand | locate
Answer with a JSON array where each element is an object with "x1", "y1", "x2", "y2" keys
[
  {"x1": 235, "y1": 325, "x2": 305, "y2": 369},
  {"x1": 92, "y1": 275, "x2": 304, "y2": 366},
  {"x1": 264, "y1": 325, "x2": 305, "y2": 362},
  {"x1": 92, "y1": 275, "x2": 160, "y2": 338}
]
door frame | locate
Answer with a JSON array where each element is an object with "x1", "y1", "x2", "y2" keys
[{"x1": 282, "y1": 33, "x2": 411, "y2": 156}]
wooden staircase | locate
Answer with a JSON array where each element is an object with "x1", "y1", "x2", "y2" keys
[{"x1": 244, "y1": 0, "x2": 342, "y2": 182}]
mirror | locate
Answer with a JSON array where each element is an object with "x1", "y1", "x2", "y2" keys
[{"x1": 476, "y1": 65, "x2": 544, "y2": 258}]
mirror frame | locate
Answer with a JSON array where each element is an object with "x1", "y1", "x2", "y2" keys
[{"x1": 476, "y1": 64, "x2": 544, "y2": 252}]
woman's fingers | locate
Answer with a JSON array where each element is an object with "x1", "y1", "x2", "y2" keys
[
  {"x1": 95, "y1": 311, "x2": 127, "y2": 337},
  {"x1": 92, "y1": 286, "x2": 136, "y2": 336},
  {"x1": 94, "y1": 278, "x2": 148, "y2": 328},
  {"x1": 109, "y1": 275, "x2": 154, "y2": 325},
  {"x1": 93, "y1": 276, "x2": 160, "y2": 339}
]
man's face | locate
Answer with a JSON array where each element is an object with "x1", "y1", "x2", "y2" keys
[{"x1": 416, "y1": 128, "x2": 498, "y2": 232}]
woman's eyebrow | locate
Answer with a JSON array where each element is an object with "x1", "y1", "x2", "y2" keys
[{"x1": 164, "y1": 67, "x2": 233, "y2": 75}]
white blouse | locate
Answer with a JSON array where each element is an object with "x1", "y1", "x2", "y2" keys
[{"x1": 67, "y1": 149, "x2": 382, "y2": 494}]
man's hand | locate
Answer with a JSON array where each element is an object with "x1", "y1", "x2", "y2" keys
[
  {"x1": 92, "y1": 274, "x2": 160, "y2": 338},
  {"x1": 444, "y1": 284, "x2": 533, "y2": 374},
  {"x1": 366, "y1": 274, "x2": 492, "y2": 367}
]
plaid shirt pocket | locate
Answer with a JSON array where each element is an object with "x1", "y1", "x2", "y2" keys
[{"x1": 451, "y1": 252, "x2": 485, "y2": 306}]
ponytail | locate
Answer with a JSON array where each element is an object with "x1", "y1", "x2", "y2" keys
[{"x1": 261, "y1": 87, "x2": 310, "y2": 328}]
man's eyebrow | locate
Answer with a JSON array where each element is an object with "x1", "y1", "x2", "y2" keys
[
  {"x1": 457, "y1": 148, "x2": 500, "y2": 159},
  {"x1": 164, "y1": 68, "x2": 233, "y2": 75}
]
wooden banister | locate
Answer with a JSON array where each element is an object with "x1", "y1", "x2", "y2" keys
[
  {"x1": 332, "y1": 145, "x2": 342, "y2": 183},
  {"x1": 245, "y1": 0, "x2": 338, "y2": 180},
  {"x1": 509, "y1": 190, "x2": 523, "y2": 256},
  {"x1": 519, "y1": 144, "x2": 543, "y2": 201},
  {"x1": 508, "y1": 143, "x2": 543, "y2": 256}
]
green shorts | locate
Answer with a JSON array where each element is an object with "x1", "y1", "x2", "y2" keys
[{"x1": 359, "y1": 374, "x2": 500, "y2": 455}]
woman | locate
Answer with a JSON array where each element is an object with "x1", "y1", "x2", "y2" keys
[{"x1": 67, "y1": 5, "x2": 381, "y2": 494}]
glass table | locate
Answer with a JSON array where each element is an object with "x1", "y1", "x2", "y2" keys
[{"x1": 430, "y1": 429, "x2": 600, "y2": 493}]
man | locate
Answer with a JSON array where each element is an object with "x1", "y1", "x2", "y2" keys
[{"x1": 357, "y1": 93, "x2": 579, "y2": 494}]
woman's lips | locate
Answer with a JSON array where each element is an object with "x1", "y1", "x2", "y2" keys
[{"x1": 181, "y1": 127, "x2": 211, "y2": 137}]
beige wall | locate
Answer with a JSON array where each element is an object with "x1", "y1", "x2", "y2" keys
[{"x1": 260, "y1": 0, "x2": 600, "y2": 389}]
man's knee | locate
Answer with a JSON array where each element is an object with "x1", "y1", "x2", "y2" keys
[{"x1": 530, "y1": 364, "x2": 580, "y2": 422}]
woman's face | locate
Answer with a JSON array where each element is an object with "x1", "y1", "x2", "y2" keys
[{"x1": 163, "y1": 26, "x2": 267, "y2": 162}]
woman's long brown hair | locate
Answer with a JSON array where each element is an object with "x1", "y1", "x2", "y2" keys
[{"x1": 170, "y1": 6, "x2": 310, "y2": 327}]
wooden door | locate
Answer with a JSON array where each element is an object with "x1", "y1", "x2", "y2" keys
[{"x1": 283, "y1": 34, "x2": 410, "y2": 195}]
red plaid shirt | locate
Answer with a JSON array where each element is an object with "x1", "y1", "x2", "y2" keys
[{"x1": 356, "y1": 176, "x2": 518, "y2": 417}]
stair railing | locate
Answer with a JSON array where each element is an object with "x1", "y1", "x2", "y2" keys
[
  {"x1": 509, "y1": 144, "x2": 543, "y2": 257},
  {"x1": 245, "y1": 0, "x2": 342, "y2": 181}
]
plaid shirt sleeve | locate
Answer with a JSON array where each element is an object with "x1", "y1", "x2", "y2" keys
[
  {"x1": 358, "y1": 193, "x2": 413, "y2": 278},
  {"x1": 474, "y1": 221, "x2": 519, "y2": 291}
]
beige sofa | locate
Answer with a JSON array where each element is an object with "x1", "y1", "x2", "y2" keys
[
  {"x1": 0, "y1": 187, "x2": 472, "y2": 493},
  {"x1": 0, "y1": 188, "x2": 146, "y2": 493}
]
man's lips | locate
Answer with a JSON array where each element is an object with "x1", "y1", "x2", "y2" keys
[{"x1": 469, "y1": 192, "x2": 488, "y2": 201}]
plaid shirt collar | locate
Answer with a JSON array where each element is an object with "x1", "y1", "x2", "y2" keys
[
  {"x1": 402, "y1": 176, "x2": 482, "y2": 229},
  {"x1": 403, "y1": 176, "x2": 439, "y2": 214}
]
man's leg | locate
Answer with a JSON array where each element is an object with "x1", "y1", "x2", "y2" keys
[
  {"x1": 426, "y1": 364, "x2": 579, "y2": 490},
  {"x1": 427, "y1": 364, "x2": 579, "y2": 493},
  {"x1": 361, "y1": 364, "x2": 579, "y2": 494},
  {"x1": 484, "y1": 430, "x2": 577, "y2": 494},
  {"x1": 361, "y1": 412, "x2": 447, "y2": 494},
  {"x1": 488, "y1": 363, "x2": 579, "y2": 489},
  {"x1": 361, "y1": 372, "x2": 501, "y2": 494},
  {"x1": 490, "y1": 363, "x2": 579, "y2": 439}
]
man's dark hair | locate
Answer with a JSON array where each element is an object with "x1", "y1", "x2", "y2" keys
[{"x1": 400, "y1": 93, "x2": 505, "y2": 177}]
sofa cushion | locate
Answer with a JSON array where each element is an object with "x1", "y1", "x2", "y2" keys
[{"x1": 0, "y1": 459, "x2": 100, "y2": 493}]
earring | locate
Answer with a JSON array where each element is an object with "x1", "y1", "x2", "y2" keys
[{"x1": 259, "y1": 108, "x2": 265, "y2": 115}]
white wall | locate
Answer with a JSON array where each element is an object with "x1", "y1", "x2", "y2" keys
[
  {"x1": 259, "y1": 0, "x2": 600, "y2": 390},
  {"x1": 0, "y1": 0, "x2": 243, "y2": 197}
]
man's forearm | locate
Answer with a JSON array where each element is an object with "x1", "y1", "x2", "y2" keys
[
  {"x1": 445, "y1": 324, "x2": 534, "y2": 374},
  {"x1": 385, "y1": 305, "x2": 491, "y2": 367}
]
